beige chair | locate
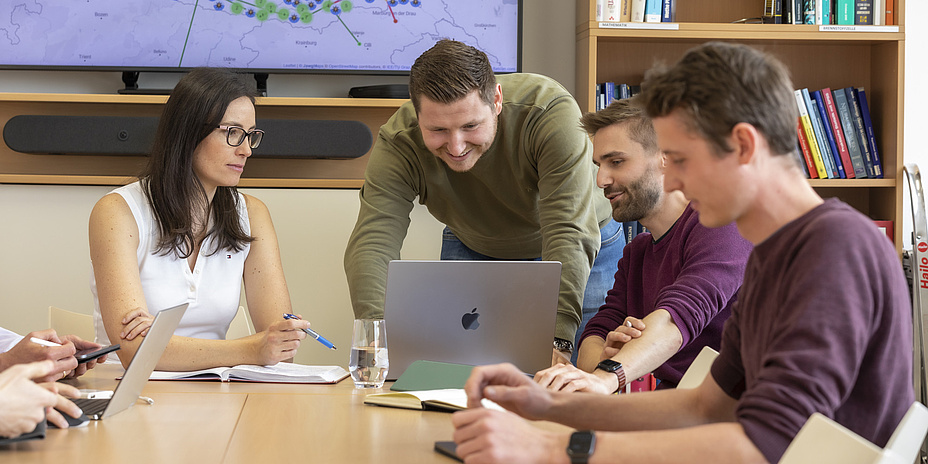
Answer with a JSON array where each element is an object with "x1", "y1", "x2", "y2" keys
[
  {"x1": 48, "y1": 306, "x2": 95, "y2": 342},
  {"x1": 226, "y1": 306, "x2": 255, "y2": 340},
  {"x1": 677, "y1": 346, "x2": 719, "y2": 390},
  {"x1": 778, "y1": 402, "x2": 928, "y2": 464}
]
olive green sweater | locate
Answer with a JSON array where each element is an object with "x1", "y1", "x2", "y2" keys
[{"x1": 344, "y1": 73, "x2": 611, "y2": 340}]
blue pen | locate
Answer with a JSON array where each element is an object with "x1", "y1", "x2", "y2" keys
[{"x1": 283, "y1": 313, "x2": 337, "y2": 350}]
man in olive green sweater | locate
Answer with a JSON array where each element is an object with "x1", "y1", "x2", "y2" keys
[{"x1": 344, "y1": 39, "x2": 621, "y2": 363}]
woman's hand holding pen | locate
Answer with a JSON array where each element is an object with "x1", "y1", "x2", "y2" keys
[{"x1": 252, "y1": 317, "x2": 309, "y2": 365}]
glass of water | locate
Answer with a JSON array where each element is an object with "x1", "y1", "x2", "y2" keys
[{"x1": 349, "y1": 319, "x2": 389, "y2": 388}]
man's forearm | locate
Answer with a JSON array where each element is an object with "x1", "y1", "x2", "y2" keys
[
  {"x1": 610, "y1": 309, "x2": 683, "y2": 381},
  {"x1": 577, "y1": 337, "x2": 606, "y2": 372}
]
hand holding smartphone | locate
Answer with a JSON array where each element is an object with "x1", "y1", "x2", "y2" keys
[{"x1": 75, "y1": 344, "x2": 120, "y2": 364}]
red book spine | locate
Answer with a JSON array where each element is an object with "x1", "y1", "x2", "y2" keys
[
  {"x1": 821, "y1": 88, "x2": 856, "y2": 179},
  {"x1": 797, "y1": 118, "x2": 818, "y2": 178}
]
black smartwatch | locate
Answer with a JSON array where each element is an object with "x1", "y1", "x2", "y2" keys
[
  {"x1": 595, "y1": 359, "x2": 627, "y2": 392},
  {"x1": 566, "y1": 430, "x2": 596, "y2": 464}
]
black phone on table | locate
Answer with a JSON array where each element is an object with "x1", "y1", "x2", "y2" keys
[
  {"x1": 434, "y1": 441, "x2": 463, "y2": 462},
  {"x1": 75, "y1": 344, "x2": 120, "y2": 363}
]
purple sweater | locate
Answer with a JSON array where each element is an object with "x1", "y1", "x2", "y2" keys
[
  {"x1": 582, "y1": 205, "x2": 753, "y2": 385},
  {"x1": 711, "y1": 199, "x2": 914, "y2": 462}
]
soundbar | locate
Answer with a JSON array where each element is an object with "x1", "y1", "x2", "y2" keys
[{"x1": 3, "y1": 115, "x2": 372, "y2": 159}]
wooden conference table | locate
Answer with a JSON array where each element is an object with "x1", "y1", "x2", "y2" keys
[{"x1": 1, "y1": 363, "x2": 535, "y2": 464}]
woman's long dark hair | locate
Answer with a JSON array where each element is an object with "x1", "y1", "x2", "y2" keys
[{"x1": 142, "y1": 67, "x2": 255, "y2": 258}]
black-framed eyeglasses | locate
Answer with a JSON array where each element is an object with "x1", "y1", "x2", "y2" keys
[{"x1": 217, "y1": 125, "x2": 264, "y2": 149}]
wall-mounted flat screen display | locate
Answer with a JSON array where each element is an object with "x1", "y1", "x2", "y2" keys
[{"x1": 0, "y1": 0, "x2": 521, "y2": 73}]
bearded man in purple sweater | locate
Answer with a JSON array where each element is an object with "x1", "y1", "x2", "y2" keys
[
  {"x1": 534, "y1": 98, "x2": 753, "y2": 394},
  {"x1": 449, "y1": 42, "x2": 913, "y2": 464}
]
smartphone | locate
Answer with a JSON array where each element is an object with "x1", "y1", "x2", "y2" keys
[
  {"x1": 434, "y1": 441, "x2": 463, "y2": 462},
  {"x1": 75, "y1": 344, "x2": 120, "y2": 364}
]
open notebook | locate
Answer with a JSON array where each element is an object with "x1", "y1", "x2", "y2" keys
[
  {"x1": 149, "y1": 363, "x2": 349, "y2": 384},
  {"x1": 364, "y1": 389, "x2": 503, "y2": 413}
]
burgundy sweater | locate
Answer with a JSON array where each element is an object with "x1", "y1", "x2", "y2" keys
[
  {"x1": 711, "y1": 199, "x2": 914, "y2": 462},
  {"x1": 582, "y1": 205, "x2": 753, "y2": 385}
]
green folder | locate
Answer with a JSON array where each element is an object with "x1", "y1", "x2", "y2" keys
[{"x1": 389, "y1": 360, "x2": 475, "y2": 392}]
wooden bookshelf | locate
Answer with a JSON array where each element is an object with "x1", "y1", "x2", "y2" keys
[
  {"x1": 0, "y1": 93, "x2": 407, "y2": 188},
  {"x1": 576, "y1": 0, "x2": 906, "y2": 253}
]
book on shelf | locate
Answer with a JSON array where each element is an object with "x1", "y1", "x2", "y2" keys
[
  {"x1": 885, "y1": 0, "x2": 894, "y2": 25},
  {"x1": 764, "y1": 0, "x2": 780, "y2": 23},
  {"x1": 837, "y1": 0, "x2": 854, "y2": 24},
  {"x1": 621, "y1": 0, "x2": 632, "y2": 21},
  {"x1": 854, "y1": 87, "x2": 883, "y2": 178},
  {"x1": 596, "y1": 0, "x2": 604, "y2": 20},
  {"x1": 802, "y1": 0, "x2": 815, "y2": 24},
  {"x1": 873, "y1": 220, "x2": 893, "y2": 242},
  {"x1": 794, "y1": 90, "x2": 829, "y2": 179},
  {"x1": 661, "y1": 0, "x2": 674, "y2": 22},
  {"x1": 845, "y1": 87, "x2": 876, "y2": 178},
  {"x1": 832, "y1": 88, "x2": 869, "y2": 178},
  {"x1": 820, "y1": 87, "x2": 856, "y2": 179},
  {"x1": 815, "y1": 0, "x2": 823, "y2": 24},
  {"x1": 821, "y1": 0, "x2": 832, "y2": 24},
  {"x1": 603, "y1": 0, "x2": 621, "y2": 21},
  {"x1": 148, "y1": 362, "x2": 350, "y2": 384},
  {"x1": 630, "y1": 0, "x2": 646, "y2": 22},
  {"x1": 802, "y1": 88, "x2": 838, "y2": 178},
  {"x1": 855, "y1": 0, "x2": 873, "y2": 24},
  {"x1": 797, "y1": 119, "x2": 818, "y2": 178},
  {"x1": 872, "y1": 0, "x2": 883, "y2": 24},
  {"x1": 812, "y1": 90, "x2": 846, "y2": 178},
  {"x1": 644, "y1": 0, "x2": 661, "y2": 22}
]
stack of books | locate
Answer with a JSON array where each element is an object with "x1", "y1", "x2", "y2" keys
[
  {"x1": 793, "y1": 86, "x2": 882, "y2": 180},
  {"x1": 595, "y1": 82, "x2": 641, "y2": 111},
  {"x1": 596, "y1": 0, "x2": 675, "y2": 23},
  {"x1": 763, "y1": 0, "x2": 895, "y2": 26}
]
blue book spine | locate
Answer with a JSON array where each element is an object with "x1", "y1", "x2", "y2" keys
[
  {"x1": 812, "y1": 90, "x2": 846, "y2": 178},
  {"x1": 845, "y1": 87, "x2": 875, "y2": 178},
  {"x1": 802, "y1": 88, "x2": 835, "y2": 178},
  {"x1": 605, "y1": 82, "x2": 615, "y2": 107},
  {"x1": 854, "y1": 87, "x2": 883, "y2": 178},
  {"x1": 644, "y1": 0, "x2": 661, "y2": 21},
  {"x1": 833, "y1": 89, "x2": 868, "y2": 178},
  {"x1": 619, "y1": 83, "x2": 630, "y2": 100},
  {"x1": 622, "y1": 222, "x2": 636, "y2": 243},
  {"x1": 661, "y1": 0, "x2": 673, "y2": 21}
]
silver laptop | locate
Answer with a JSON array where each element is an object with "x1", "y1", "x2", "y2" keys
[
  {"x1": 73, "y1": 303, "x2": 188, "y2": 419},
  {"x1": 383, "y1": 260, "x2": 561, "y2": 380}
]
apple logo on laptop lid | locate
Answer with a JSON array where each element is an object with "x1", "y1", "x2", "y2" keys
[{"x1": 461, "y1": 308, "x2": 480, "y2": 330}]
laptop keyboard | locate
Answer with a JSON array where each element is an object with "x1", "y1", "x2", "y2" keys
[{"x1": 73, "y1": 398, "x2": 109, "y2": 418}]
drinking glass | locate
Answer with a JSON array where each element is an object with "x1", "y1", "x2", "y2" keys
[{"x1": 349, "y1": 319, "x2": 389, "y2": 388}]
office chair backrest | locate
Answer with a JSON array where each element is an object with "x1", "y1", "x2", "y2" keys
[
  {"x1": 883, "y1": 402, "x2": 928, "y2": 464},
  {"x1": 48, "y1": 306, "x2": 95, "y2": 342},
  {"x1": 778, "y1": 402, "x2": 928, "y2": 464},
  {"x1": 677, "y1": 346, "x2": 719, "y2": 390}
]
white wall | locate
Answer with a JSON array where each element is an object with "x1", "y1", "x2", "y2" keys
[
  {"x1": 0, "y1": 0, "x2": 577, "y2": 367},
  {"x1": 902, "y1": 2, "x2": 927, "y2": 243}
]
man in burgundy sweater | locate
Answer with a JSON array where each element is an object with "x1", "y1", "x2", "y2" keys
[
  {"x1": 449, "y1": 42, "x2": 913, "y2": 464},
  {"x1": 534, "y1": 98, "x2": 752, "y2": 394}
]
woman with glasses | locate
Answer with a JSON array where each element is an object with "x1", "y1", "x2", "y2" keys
[{"x1": 87, "y1": 67, "x2": 312, "y2": 371}]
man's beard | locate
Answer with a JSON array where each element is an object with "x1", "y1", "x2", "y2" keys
[{"x1": 607, "y1": 171, "x2": 662, "y2": 223}]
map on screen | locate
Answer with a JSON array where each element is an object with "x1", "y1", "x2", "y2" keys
[{"x1": 0, "y1": 0, "x2": 520, "y2": 72}]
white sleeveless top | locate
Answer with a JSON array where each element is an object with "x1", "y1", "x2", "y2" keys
[{"x1": 91, "y1": 181, "x2": 250, "y2": 344}]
